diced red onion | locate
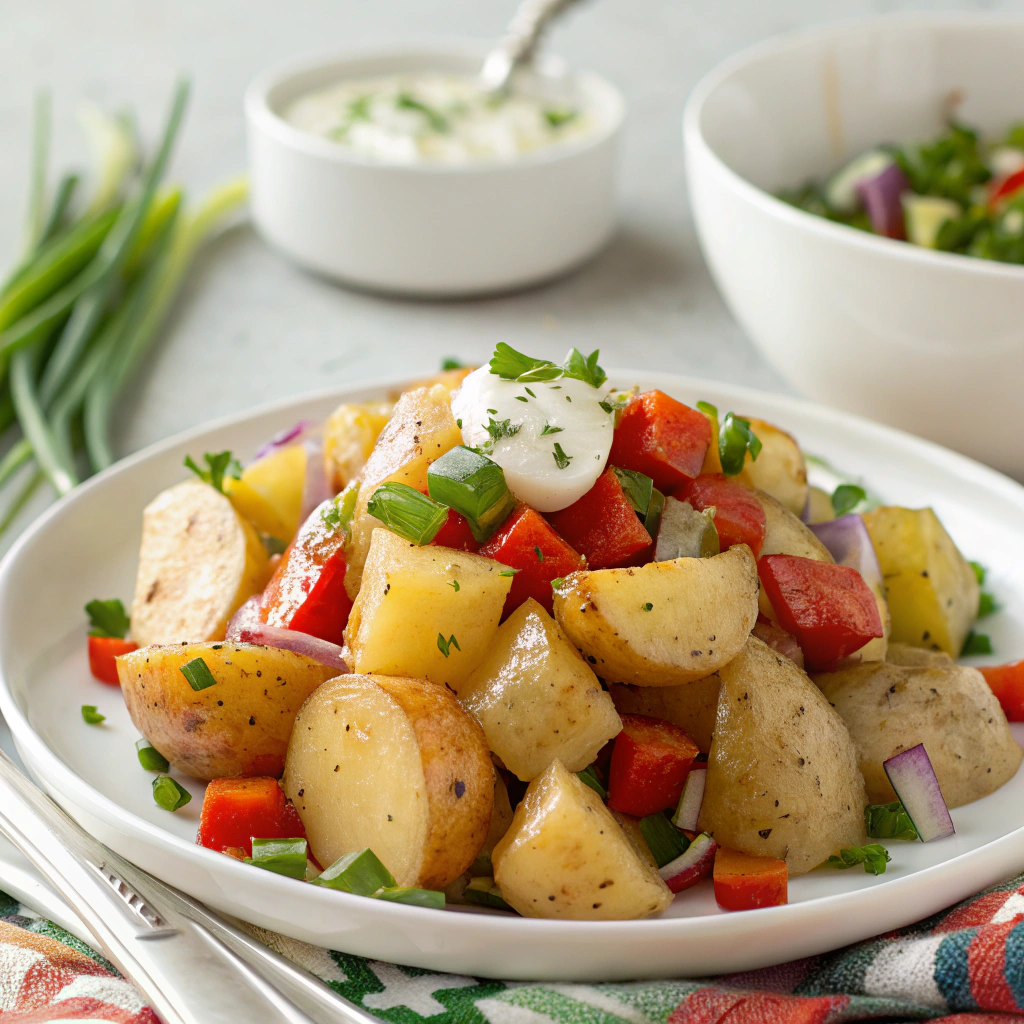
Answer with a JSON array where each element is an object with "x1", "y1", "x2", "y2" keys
[
  {"x1": 225, "y1": 596, "x2": 349, "y2": 672},
  {"x1": 883, "y1": 744, "x2": 954, "y2": 842},
  {"x1": 856, "y1": 163, "x2": 909, "y2": 239},
  {"x1": 672, "y1": 767, "x2": 706, "y2": 832},
  {"x1": 299, "y1": 437, "x2": 331, "y2": 522},
  {"x1": 810, "y1": 514, "x2": 883, "y2": 591},
  {"x1": 658, "y1": 833, "x2": 718, "y2": 894},
  {"x1": 253, "y1": 420, "x2": 316, "y2": 461}
]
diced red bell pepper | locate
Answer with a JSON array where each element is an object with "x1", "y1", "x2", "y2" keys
[
  {"x1": 478, "y1": 503, "x2": 585, "y2": 617},
  {"x1": 261, "y1": 499, "x2": 353, "y2": 645},
  {"x1": 751, "y1": 614, "x2": 805, "y2": 671},
  {"x1": 980, "y1": 660, "x2": 1024, "y2": 722},
  {"x1": 546, "y1": 469, "x2": 652, "y2": 570},
  {"x1": 990, "y1": 168, "x2": 1024, "y2": 208},
  {"x1": 757, "y1": 554, "x2": 883, "y2": 672},
  {"x1": 607, "y1": 713, "x2": 700, "y2": 817},
  {"x1": 431, "y1": 508, "x2": 481, "y2": 552},
  {"x1": 679, "y1": 473, "x2": 766, "y2": 558},
  {"x1": 608, "y1": 391, "x2": 712, "y2": 492},
  {"x1": 196, "y1": 777, "x2": 305, "y2": 857},
  {"x1": 713, "y1": 847, "x2": 788, "y2": 911},
  {"x1": 89, "y1": 636, "x2": 138, "y2": 686}
]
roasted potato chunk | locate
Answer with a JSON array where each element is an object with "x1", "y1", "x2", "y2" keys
[
  {"x1": 492, "y1": 759, "x2": 672, "y2": 919},
  {"x1": 756, "y1": 491, "x2": 833, "y2": 562},
  {"x1": 736, "y1": 419, "x2": 808, "y2": 517},
  {"x1": 699, "y1": 636, "x2": 868, "y2": 874},
  {"x1": 815, "y1": 660, "x2": 1022, "y2": 808},
  {"x1": 131, "y1": 481, "x2": 269, "y2": 646},
  {"x1": 283, "y1": 674, "x2": 493, "y2": 889},
  {"x1": 607, "y1": 675, "x2": 721, "y2": 753},
  {"x1": 459, "y1": 599, "x2": 622, "y2": 780},
  {"x1": 553, "y1": 546, "x2": 759, "y2": 686},
  {"x1": 117, "y1": 642, "x2": 338, "y2": 780},
  {"x1": 322, "y1": 400, "x2": 393, "y2": 494}
]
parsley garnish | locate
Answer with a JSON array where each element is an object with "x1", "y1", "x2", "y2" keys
[
  {"x1": 978, "y1": 592, "x2": 998, "y2": 618},
  {"x1": 395, "y1": 91, "x2": 449, "y2": 133},
  {"x1": 642, "y1": 602, "x2": 653, "y2": 611},
  {"x1": 534, "y1": 546, "x2": 544, "y2": 562},
  {"x1": 498, "y1": 568, "x2": 521, "y2": 577},
  {"x1": 552, "y1": 443, "x2": 573, "y2": 469},
  {"x1": 442, "y1": 358, "x2": 465, "y2": 370},
  {"x1": 85, "y1": 598, "x2": 130, "y2": 639},
  {"x1": 540, "y1": 423, "x2": 563, "y2": 435},
  {"x1": 184, "y1": 451, "x2": 242, "y2": 494},
  {"x1": 321, "y1": 480, "x2": 360, "y2": 536},
  {"x1": 515, "y1": 395, "x2": 528, "y2": 403},
  {"x1": 488, "y1": 343, "x2": 607, "y2": 388},
  {"x1": 437, "y1": 633, "x2": 461, "y2": 658},
  {"x1": 828, "y1": 844, "x2": 891, "y2": 875},
  {"x1": 832, "y1": 484, "x2": 867, "y2": 517},
  {"x1": 484, "y1": 417, "x2": 521, "y2": 447},
  {"x1": 865, "y1": 801, "x2": 918, "y2": 841},
  {"x1": 961, "y1": 631, "x2": 993, "y2": 656},
  {"x1": 524, "y1": 388, "x2": 536, "y2": 398},
  {"x1": 544, "y1": 108, "x2": 578, "y2": 128},
  {"x1": 718, "y1": 414, "x2": 762, "y2": 476},
  {"x1": 448, "y1": 579, "x2": 460, "y2": 592},
  {"x1": 550, "y1": 576, "x2": 565, "y2": 589},
  {"x1": 970, "y1": 561, "x2": 987, "y2": 585}
]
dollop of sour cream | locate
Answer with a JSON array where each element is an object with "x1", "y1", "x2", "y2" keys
[
  {"x1": 285, "y1": 72, "x2": 591, "y2": 165},
  {"x1": 451, "y1": 364, "x2": 615, "y2": 512}
]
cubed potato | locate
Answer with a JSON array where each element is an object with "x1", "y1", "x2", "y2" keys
[
  {"x1": 699, "y1": 636, "x2": 868, "y2": 874},
  {"x1": 117, "y1": 642, "x2": 338, "y2": 780},
  {"x1": 553, "y1": 546, "x2": 759, "y2": 686},
  {"x1": 283, "y1": 674, "x2": 493, "y2": 889},
  {"x1": 863, "y1": 506, "x2": 980, "y2": 656},
  {"x1": 224, "y1": 444, "x2": 308, "y2": 543},
  {"x1": 131, "y1": 480, "x2": 270, "y2": 646},
  {"x1": 815, "y1": 660, "x2": 1022, "y2": 808},
  {"x1": 322, "y1": 400, "x2": 393, "y2": 494},
  {"x1": 736, "y1": 419, "x2": 809, "y2": 517},
  {"x1": 492, "y1": 759, "x2": 672, "y2": 920},
  {"x1": 344, "y1": 528, "x2": 512, "y2": 690},
  {"x1": 345, "y1": 384, "x2": 463, "y2": 598},
  {"x1": 459, "y1": 598, "x2": 622, "y2": 780},
  {"x1": 607, "y1": 675, "x2": 720, "y2": 753}
]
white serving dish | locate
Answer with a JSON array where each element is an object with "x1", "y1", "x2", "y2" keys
[
  {"x1": 245, "y1": 46, "x2": 625, "y2": 297},
  {"x1": 1, "y1": 371, "x2": 1023, "y2": 981},
  {"x1": 684, "y1": 13, "x2": 1024, "y2": 481}
]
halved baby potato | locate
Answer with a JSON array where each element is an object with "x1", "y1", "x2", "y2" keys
[
  {"x1": 607, "y1": 674, "x2": 721, "y2": 753},
  {"x1": 130, "y1": 480, "x2": 270, "y2": 646},
  {"x1": 756, "y1": 491, "x2": 833, "y2": 562},
  {"x1": 117, "y1": 641, "x2": 338, "y2": 780},
  {"x1": 492, "y1": 759, "x2": 672, "y2": 920},
  {"x1": 282, "y1": 673, "x2": 493, "y2": 889},
  {"x1": 553, "y1": 545, "x2": 759, "y2": 685},
  {"x1": 736, "y1": 418, "x2": 809, "y2": 517}
]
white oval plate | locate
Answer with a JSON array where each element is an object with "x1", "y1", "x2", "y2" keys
[{"x1": 1, "y1": 371, "x2": 1022, "y2": 982}]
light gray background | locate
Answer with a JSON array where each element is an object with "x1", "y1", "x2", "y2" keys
[{"x1": 0, "y1": 0, "x2": 1016, "y2": 458}]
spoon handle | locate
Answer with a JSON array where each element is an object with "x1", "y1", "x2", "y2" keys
[{"x1": 481, "y1": 0, "x2": 588, "y2": 92}]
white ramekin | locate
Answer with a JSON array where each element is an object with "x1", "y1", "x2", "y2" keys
[
  {"x1": 684, "y1": 13, "x2": 1024, "y2": 481},
  {"x1": 245, "y1": 45, "x2": 626, "y2": 297}
]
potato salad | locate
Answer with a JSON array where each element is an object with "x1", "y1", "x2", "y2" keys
[{"x1": 86, "y1": 346, "x2": 1023, "y2": 919}]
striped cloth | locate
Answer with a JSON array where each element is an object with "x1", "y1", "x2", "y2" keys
[{"x1": 4, "y1": 874, "x2": 1024, "y2": 1023}]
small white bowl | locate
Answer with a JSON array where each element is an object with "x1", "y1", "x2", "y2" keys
[
  {"x1": 245, "y1": 45, "x2": 625, "y2": 297},
  {"x1": 684, "y1": 13, "x2": 1024, "y2": 480}
]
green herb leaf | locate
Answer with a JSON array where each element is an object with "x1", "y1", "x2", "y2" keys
[
  {"x1": 395, "y1": 91, "x2": 449, "y2": 133},
  {"x1": 367, "y1": 482, "x2": 448, "y2": 545},
  {"x1": 827, "y1": 843, "x2": 891, "y2": 875},
  {"x1": 313, "y1": 848, "x2": 396, "y2": 895},
  {"x1": 374, "y1": 886, "x2": 445, "y2": 909},
  {"x1": 437, "y1": 633, "x2": 461, "y2": 658},
  {"x1": 979, "y1": 592, "x2": 998, "y2": 618},
  {"x1": 488, "y1": 343, "x2": 606, "y2": 389},
  {"x1": 961, "y1": 630, "x2": 993, "y2": 656},
  {"x1": 550, "y1": 576, "x2": 565, "y2": 589},
  {"x1": 642, "y1": 602, "x2": 653, "y2": 611},
  {"x1": 322, "y1": 480, "x2": 360, "y2": 536},
  {"x1": 540, "y1": 423, "x2": 563, "y2": 435},
  {"x1": 864, "y1": 801, "x2": 918, "y2": 841},
  {"x1": 184, "y1": 451, "x2": 241, "y2": 494},
  {"x1": 644, "y1": 487, "x2": 666, "y2": 539},
  {"x1": 498, "y1": 568, "x2": 521, "y2": 577},
  {"x1": 543, "y1": 108, "x2": 578, "y2": 128},
  {"x1": 576, "y1": 765, "x2": 607, "y2": 799},
  {"x1": 81, "y1": 704, "x2": 105, "y2": 725},
  {"x1": 552, "y1": 443, "x2": 573, "y2": 469},
  {"x1": 639, "y1": 812, "x2": 690, "y2": 868},
  {"x1": 180, "y1": 657, "x2": 217, "y2": 691},
  {"x1": 249, "y1": 837, "x2": 308, "y2": 879},
  {"x1": 448, "y1": 579, "x2": 460, "y2": 592},
  {"x1": 152, "y1": 776, "x2": 191, "y2": 812},
  {"x1": 612, "y1": 467, "x2": 655, "y2": 518},
  {"x1": 832, "y1": 483, "x2": 867, "y2": 516},
  {"x1": 441, "y1": 358, "x2": 465, "y2": 370},
  {"x1": 483, "y1": 417, "x2": 521, "y2": 447},
  {"x1": 427, "y1": 446, "x2": 515, "y2": 543},
  {"x1": 696, "y1": 400, "x2": 718, "y2": 419},
  {"x1": 262, "y1": 534, "x2": 287, "y2": 556},
  {"x1": 534, "y1": 546, "x2": 544, "y2": 562},
  {"x1": 970, "y1": 561, "x2": 987, "y2": 585},
  {"x1": 136, "y1": 738, "x2": 169, "y2": 772},
  {"x1": 718, "y1": 413, "x2": 762, "y2": 475},
  {"x1": 85, "y1": 598, "x2": 130, "y2": 639},
  {"x1": 561, "y1": 347, "x2": 607, "y2": 388}
]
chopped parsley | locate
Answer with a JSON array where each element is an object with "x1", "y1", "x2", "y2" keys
[
  {"x1": 488, "y1": 343, "x2": 607, "y2": 388},
  {"x1": 395, "y1": 92, "x2": 449, "y2": 133},
  {"x1": 544, "y1": 108, "x2": 579, "y2": 128},
  {"x1": 498, "y1": 568, "x2": 521, "y2": 577},
  {"x1": 865, "y1": 801, "x2": 918, "y2": 841},
  {"x1": 961, "y1": 630, "x2": 993, "y2": 656},
  {"x1": 832, "y1": 483, "x2": 867, "y2": 516},
  {"x1": 970, "y1": 561, "x2": 987, "y2": 585},
  {"x1": 718, "y1": 413, "x2": 762, "y2": 476},
  {"x1": 540, "y1": 423, "x2": 564, "y2": 435},
  {"x1": 978, "y1": 592, "x2": 998, "y2": 618},
  {"x1": 828, "y1": 843, "x2": 891, "y2": 875},
  {"x1": 552, "y1": 443, "x2": 573, "y2": 469},
  {"x1": 448, "y1": 579, "x2": 460, "y2": 592},
  {"x1": 642, "y1": 602, "x2": 653, "y2": 611},
  {"x1": 550, "y1": 576, "x2": 565, "y2": 589},
  {"x1": 441, "y1": 357, "x2": 465, "y2": 370},
  {"x1": 184, "y1": 450, "x2": 242, "y2": 494},
  {"x1": 85, "y1": 598, "x2": 130, "y2": 639},
  {"x1": 534, "y1": 546, "x2": 544, "y2": 562},
  {"x1": 437, "y1": 633, "x2": 461, "y2": 658},
  {"x1": 321, "y1": 480, "x2": 360, "y2": 536},
  {"x1": 81, "y1": 705, "x2": 106, "y2": 725},
  {"x1": 484, "y1": 417, "x2": 521, "y2": 447}
]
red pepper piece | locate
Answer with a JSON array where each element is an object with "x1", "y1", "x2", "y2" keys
[
  {"x1": 479, "y1": 503, "x2": 585, "y2": 616},
  {"x1": 751, "y1": 614, "x2": 805, "y2": 671},
  {"x1": 757, "y1": 554, "x2": 883, "y2": 672},
  {"x1": 196, "y1": 777, "x2": 305, "y2": 857},
  {"x1": 608, "y1": 391, "x2": 712, "y2": 492},
  {"x1": 990, "y1": 168, "x2": 1024, "y2": 208},
  {"x1": 980, "y1": 660, "x2": 1024, "y2": 722},
  {"x1": 680, "y1": 473, "x2": 766, "y2": 557},
  {"x1": 546, "y1": 469, "x2": 652, "y2": 570},
  {"x1": 713, "y1": 847, "x2": 788, "y2": 910},
  {"x1": 431, "y1": 508, "x2": 481, "y2": 552},
  {"x1": 606, "y1": 713, "x2": 699, "y2": 817},
  {"x1": 261, "y1": 499, "x2": 353, "y2": 645},
  {"x1": 89, "y1": 635, "x2": 138, "y2": 686}
]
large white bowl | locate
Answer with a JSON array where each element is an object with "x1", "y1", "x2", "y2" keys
[
  {"x1": 684, "y1": 13, "x2": 1024, "y2": 481},
  {"x1": 246, "y1": 46, "x2": 625, "y2": 297}
]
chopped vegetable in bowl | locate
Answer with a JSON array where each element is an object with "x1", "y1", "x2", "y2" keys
[{"x1": 779, "y1": 119, "x2": 1024, "y2": 263}]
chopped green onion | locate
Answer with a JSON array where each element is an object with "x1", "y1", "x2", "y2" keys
[
  {"x1": 312, "y1": 848, "x2": 396, "y2": 895},
  {"x1": 550, "y1": 576, "x2": 565, "y2": 590},
  {"x1": 831, "y1": 483, "x2": 867, "y2": 516},
  {"x1": 395, "y1": 92, "x2": 449, "y2": 133},
  {"x1": 184, "y1": 451, "x2": 241, "y2": 494},
  {"x1": 552, "y1": 443, "x2": 572, "y2": 469},
  {"x1": 498, "y1": 568, "x2": 520, "y2": 577},
  {"x1": 827, "y1": 843, "x2": 890, "y2": 875},
  {"x1": 463, "y1": 877, "x2": 513, "y2": 911},
  {"x1": 322, "y1": 479, "x2": 360, "y2": 535},
  {"x1": 644, "y1": 487, "x2": 665, "y2": 539},
  {"x1": 85, "y1": 597, "x2": 130, "y2": 639},
  {"x1": 180, "y1": 657, "x2": 217, "y2": 691},
  {"x1": 639, "y1": 813, "x2": 690, "y2": 868},
  {"x1": 865, "y1": 801, "x2": 918, "y2": 841},
  {"x1": 374, "y1": 886, "x2": 445, "y2": 909},
  {"x1": 441, "y1": 357, "x2": 465, "y2": 370},
  {"x1": 718, "y1": 412, "x2": 762, "y2": 475},
  {"x1": 136, "y1": 738, "x2": 169, "y2": 772},
  {"x1": 961, "y1": 631, "x2": 993, "y2": 656},
  {"x1": 437, "y1": 633, "x2": 461, "y2": 658},
  {"x1": 696, "y1": 400, "x2": 718, "y2": 419},
  {"x1": 249, "y1": 837, "x2": 308, "y2": 879},
  {"x1": 81, "y1": 704, "x2": 105, "y2": 725},
  {"x1": 612, "y1": 466, "x2": 654, "y2": 518},
  {"x1": 970, "y1": 561, "x2": 987, "y2": 586},
  {"x1": 367, "y1": 481, "x2": 448, "y2": 545},
  {"x1": 543, "y1": 108, "x2": 578, "y2": 128},
  {"x1": 152, "y1": 775, "x2": 192, "y2": 812},
  {"x1": 427, "y1": 446, "x2": 515, "y2": 543},
  {"x1": 576, "y1": 765, "x2": 606, "y2": 799}
]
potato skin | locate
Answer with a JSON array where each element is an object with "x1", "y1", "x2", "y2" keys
[
  {"x1": 756, "y1": 491, "x2": 833, "y2": 562},
  {"x1": 553, "y1": 546, "x2": 759, "y2": 686},
  {"x1": 117, "y1": 642, "x2": 339, "y2": 780},
  {"x1": 607, "y1": 675, "x2": 720, "y2": 753},
  {"x1": 699, "y1": 637, "x2": 868, "y2": 874},
  {"x1": 815, "y1": 660, "x2": 1023, "y2": 808},
  {"x1": 736, "y1": 419, "x2": 808, "y2": 517}
]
